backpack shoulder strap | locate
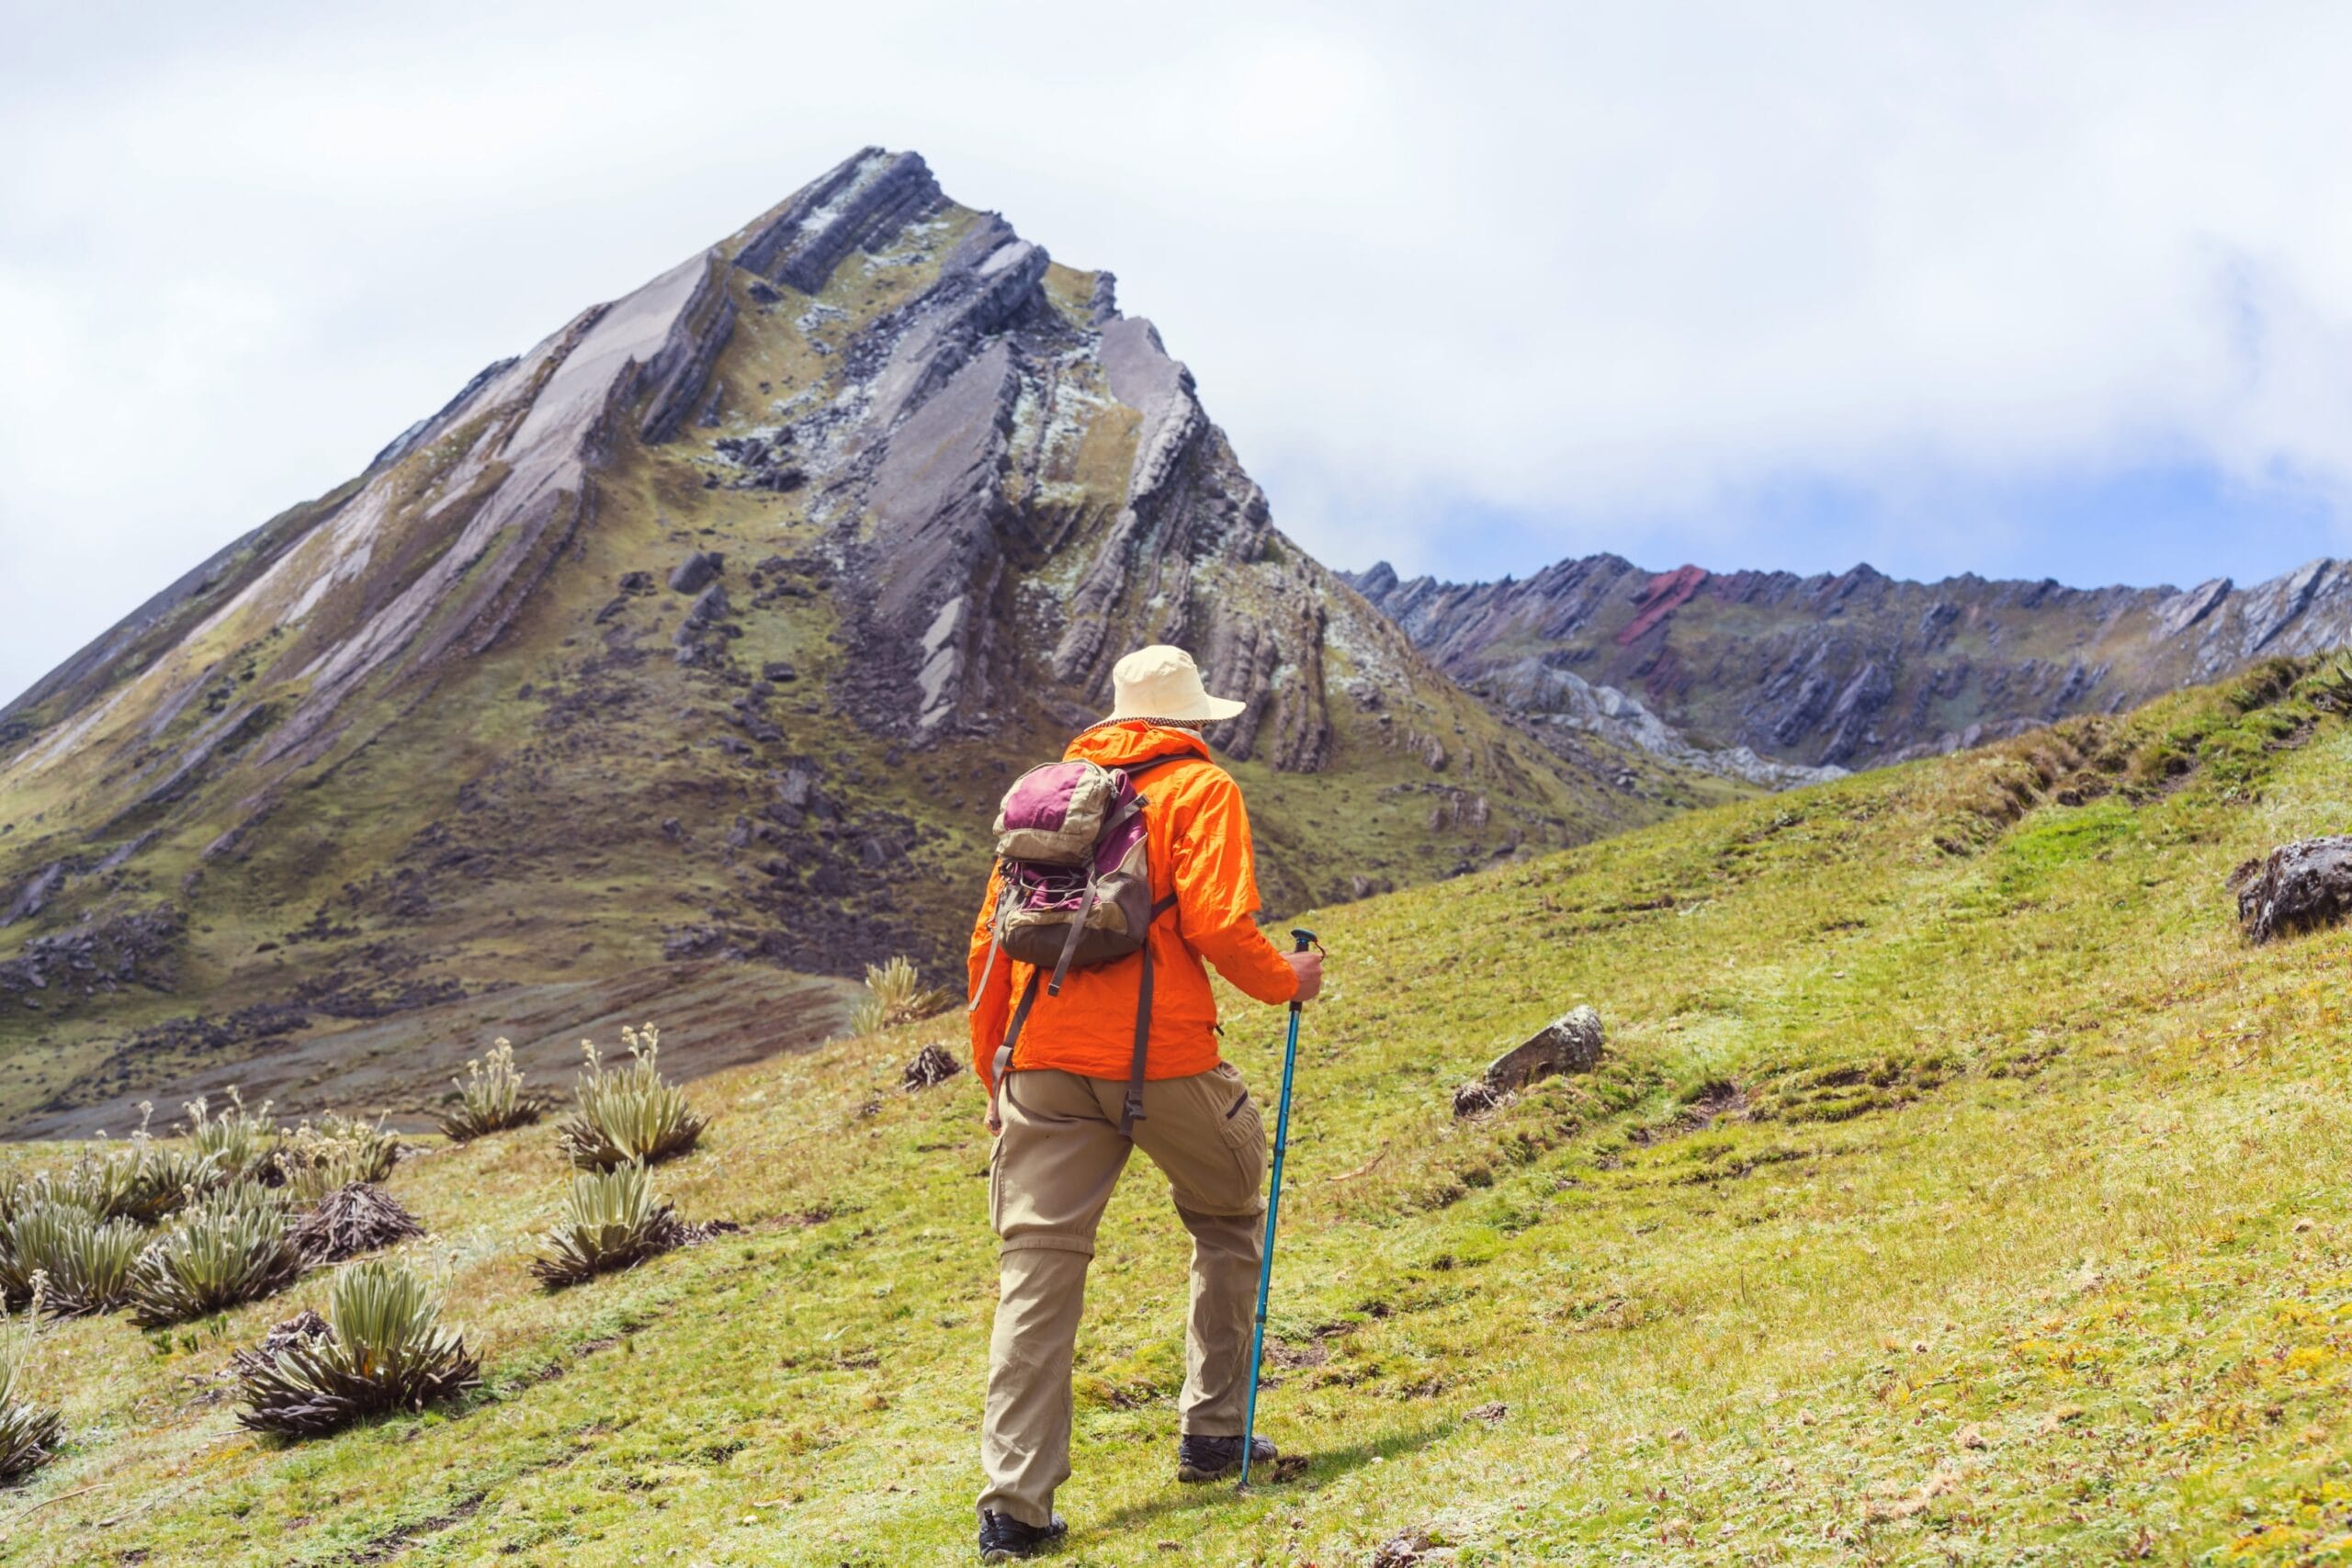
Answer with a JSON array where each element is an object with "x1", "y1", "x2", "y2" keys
[{"x1": 1119, "y1": 750, "x2": 1197, "y2": 782}]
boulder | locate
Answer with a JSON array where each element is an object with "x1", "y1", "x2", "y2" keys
[
  {"x1": 2232, "y1": 837, "x2": 2352, "y2": 942},
  {"x1": 1484, "y1": 1005, "x2": 1604, "y2": 1092},
  {"x1": 669, "y1": 551, "x2": 725, "y2": 594}
]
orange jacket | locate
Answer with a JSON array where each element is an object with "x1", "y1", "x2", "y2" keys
[{"x1": 967, "y1": 722, "x2": 1299, "y2": 1089}]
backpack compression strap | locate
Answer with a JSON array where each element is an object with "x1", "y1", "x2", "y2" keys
[{"x1": 1120, "y1": 892, "x2": 1182, "y2": 1136}]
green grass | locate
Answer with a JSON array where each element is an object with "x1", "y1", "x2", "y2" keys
[{"x1": 3, "y1": 659, "x2": 2349, "y2": 1561}]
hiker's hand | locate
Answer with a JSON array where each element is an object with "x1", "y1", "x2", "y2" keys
[
  {"x1": 984, "y1": 1103, "x2": 1002, "y2": 1135},
  {"x1": 1284, "y1": 949, "x2": 1323, "y2": 1003}
]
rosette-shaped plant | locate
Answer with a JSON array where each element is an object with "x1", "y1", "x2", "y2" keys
[
  {"x1": 555, "y1": 1025, "x2": 707, "y2": 1170},
  {"x1": 233, "y1": 1259, "x2": 479, "y2": 1437}
]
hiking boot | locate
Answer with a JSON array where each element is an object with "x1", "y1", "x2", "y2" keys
[
  {"x1": 1176, "y1": 1432, "x2": 1277, "y2": 1483},
  {"x1": 978, "y1": 1510, "x2": 1067, "y2": 1562}
]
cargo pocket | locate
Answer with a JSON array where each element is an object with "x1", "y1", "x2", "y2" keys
[{"x1": 1219, "y1": 1088, "x2": 1268, "y2": 1195}]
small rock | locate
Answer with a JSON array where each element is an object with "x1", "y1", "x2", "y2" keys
[
  {"x1": 1371, "y1": 1531, "x2": 1436, "y2": 1568},
  {"x1": 902, "y1": 1044, "x2": 962, "y2": 1090},
  {"x1": 1451, "y1": 1082, "x2": 1504, "y2": 1120},
  {"x1": 1483, "y1": 1005, "x2": 1604, "y2": 1092},
  {"x1": 616, "y1": 570, "x2": 656, "y2": 596},
  {"x1": 661, "y1": 818, "x2": 686, "y2": 843},
  {"x1": 1470, "y1": 1402, "x2": 1508, "y2": 1425},
  {"x1": 762, "y1": 661, "x2": 799, "y2": 682},
  {"x1": 669, "y1": 551, "x2": 725, "y2": 594},
  {"x1": 2232, "y1": 836, "x2": 2352, "y2": 942}
]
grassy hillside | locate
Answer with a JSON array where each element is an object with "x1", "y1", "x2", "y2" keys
[{"x1": 5, "y1": 652, "x2": 2350, "y2": 1564}]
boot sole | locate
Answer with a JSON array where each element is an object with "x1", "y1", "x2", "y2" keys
[
  {"x1": 978, "y1": 1527, "x2": 1067, "y2": 1561},
  {"x1": 1176, "y1": 1461, "x2": 1237, "y2": 1483}
]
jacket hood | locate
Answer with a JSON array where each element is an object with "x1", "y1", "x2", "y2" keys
[{"x1": 1064, "y1": 721, "x2": 1214, "y2": 770}]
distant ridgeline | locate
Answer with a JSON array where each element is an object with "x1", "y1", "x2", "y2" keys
[{"x1": 1350, "y1": 554, "x2": 2352, "y2": 772}]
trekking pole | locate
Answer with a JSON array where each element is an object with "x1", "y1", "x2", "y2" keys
[{"x1": 1239, "y1": 926, "x2": 1319, "y2": 1491}]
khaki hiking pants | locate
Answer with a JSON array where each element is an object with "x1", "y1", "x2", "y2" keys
[{"x1": 978, "y1": 1063, "x2": 1268, "y2": 1528}]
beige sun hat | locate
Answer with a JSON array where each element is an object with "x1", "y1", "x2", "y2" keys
[{"x1": 1104, "y1": 645, "x2": 1249, "y2": 724}]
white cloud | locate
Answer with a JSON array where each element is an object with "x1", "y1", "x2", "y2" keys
[{"x1": 7, "y1": 0, "x2": 2352, "y2": 700}]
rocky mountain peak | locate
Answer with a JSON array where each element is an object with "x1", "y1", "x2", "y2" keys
[{"x1": 0, "y1": 148, "x2": 1710, "y2": 1137}]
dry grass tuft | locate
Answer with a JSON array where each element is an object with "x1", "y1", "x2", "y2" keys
[{"x1": 288, "y1": 1183, "x2": 426, "y2": 1264}]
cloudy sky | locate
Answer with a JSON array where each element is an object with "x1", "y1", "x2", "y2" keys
[{"x1": 6, "y1": 1, "x2": 2352, "y2": 703}]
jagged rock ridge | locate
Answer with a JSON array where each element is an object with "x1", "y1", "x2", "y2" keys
[{"x1": 1350, "y1": 553, "x2": 2352, "y2": 770}]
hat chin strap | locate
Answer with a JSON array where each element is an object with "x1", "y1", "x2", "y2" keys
[{"x1": 1092, "y1": 713, "x2": 1212, "y2": 731}]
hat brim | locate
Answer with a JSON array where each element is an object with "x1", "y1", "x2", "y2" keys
[{"x1": 1104, "y1": 693, "x2": 1250, "y2": 724}]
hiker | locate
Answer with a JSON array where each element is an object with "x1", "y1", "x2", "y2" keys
[{"x1": 968, "y1": 645, "x2": 1324, "y2": 1561}]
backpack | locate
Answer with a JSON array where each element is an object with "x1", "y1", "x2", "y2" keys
[{"x1": 978, "y1": 752, "x2": 1185, "y2": 1134}]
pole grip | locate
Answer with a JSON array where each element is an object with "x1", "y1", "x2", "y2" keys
[{"x1": 1287, "y1": 928, "x2": 1317, "y2": 1015}]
